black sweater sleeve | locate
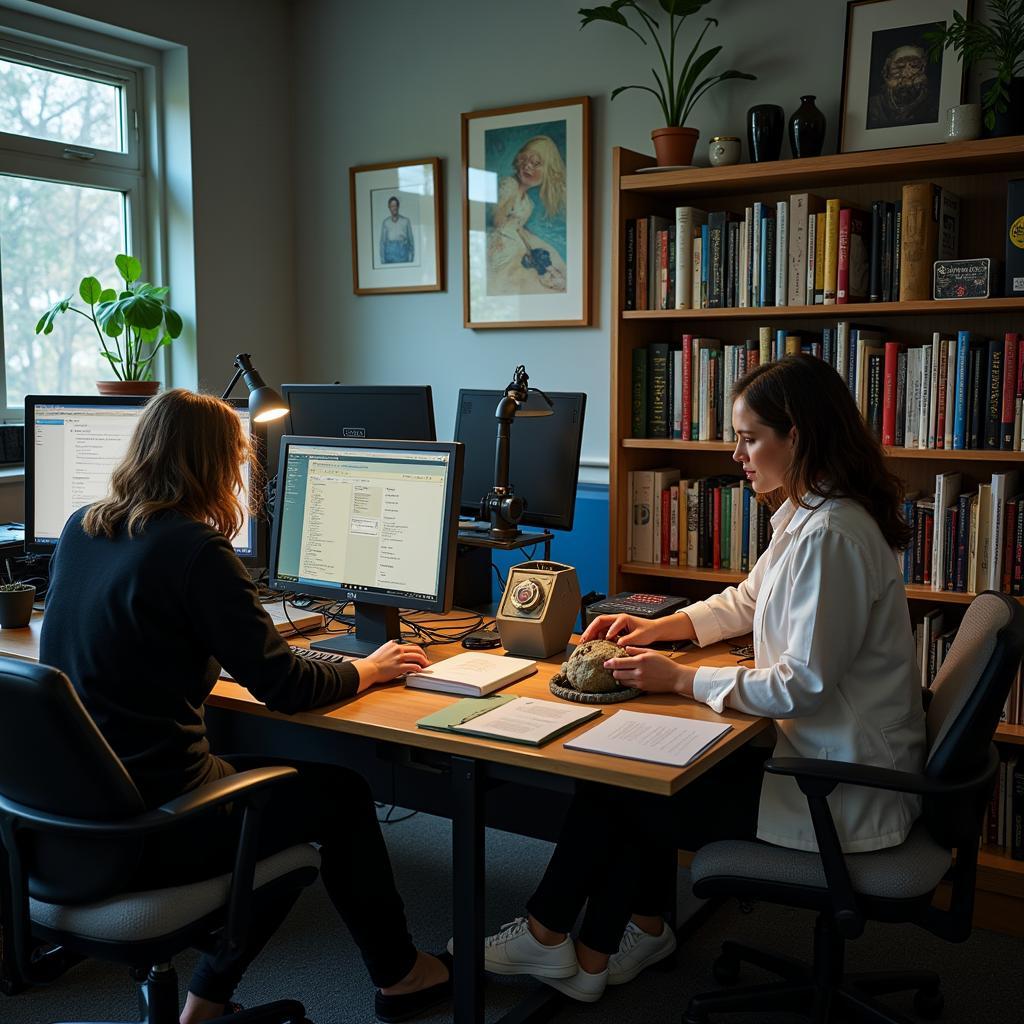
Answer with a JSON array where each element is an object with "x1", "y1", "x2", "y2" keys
[{"x1": 183, "y1": 533, "x2": 358, "y2": 711}]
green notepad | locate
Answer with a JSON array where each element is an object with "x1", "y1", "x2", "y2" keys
[{"x1": 417, "y1": 695, "x2": 601, "y2": 747}]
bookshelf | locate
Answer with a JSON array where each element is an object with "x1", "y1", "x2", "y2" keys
[{"x1": 610, "y1": 140, "x2": 1024, "y2": 937}]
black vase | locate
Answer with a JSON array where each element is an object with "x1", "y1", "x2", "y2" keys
[
  {"x1": 747, "y1": 104, "x2": 785, "y2": 162},
  {"x1": 981, "y1": 76, "x2": 1024, "y2": 138},
  {"x1": 788, "y1": 95, "x2": 826, "y2": 158}
]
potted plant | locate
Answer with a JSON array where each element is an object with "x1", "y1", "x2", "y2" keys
[
  {"x1": 0, "y1": 583, "x2": 35, "y2": 629},
  {"x1": 34, "y1": 254, "x2": 183, "y2": 397},
  {"x1": 579, "y1": 0, "x2": 756, "y2": 167},
  {"x1": 926, "y1": 0, "x2": 1024, "y2": 137}
]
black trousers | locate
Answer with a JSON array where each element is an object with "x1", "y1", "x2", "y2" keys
[
  {"x1": 527, "y1": 745, "x2": 768, "y2": 955},
  {"x1": 133, "y1": 756, "x2": 417, "y2": 1003}
]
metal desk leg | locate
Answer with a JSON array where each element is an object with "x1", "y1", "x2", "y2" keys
[{"x1": 452, "y1": 755, "x2": 485, "y2": 1023}]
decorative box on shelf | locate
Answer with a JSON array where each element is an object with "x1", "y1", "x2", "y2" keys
[{"x1": 933, "y1": 258, "x2": 995, "y2": 300}]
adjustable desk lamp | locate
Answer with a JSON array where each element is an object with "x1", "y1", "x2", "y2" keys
[
  {"x1": 483, "y1": 364, "x2": 553, "y2": 539},
  {"x1": 221, "y1": 352, "x2": 288, "y2": 424}
]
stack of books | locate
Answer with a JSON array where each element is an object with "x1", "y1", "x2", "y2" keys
[
  {"x1": 984, "y1": 751, "x2": 1023, "y2": 860},
  {"x1": 624, "y1": 183, "x2": 959, "y2": 311}
]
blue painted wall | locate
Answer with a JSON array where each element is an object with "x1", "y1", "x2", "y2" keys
[{"x1": 490, "y1": 482, "x2": 609, "y2": 604}]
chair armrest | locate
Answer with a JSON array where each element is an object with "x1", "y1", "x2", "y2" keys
[
  {"x1": 0, "y1": 766, "x2": 298, "y2": 838},
  {"x1": 765, "y1": 753, "x2": 995, "y2": 798}
]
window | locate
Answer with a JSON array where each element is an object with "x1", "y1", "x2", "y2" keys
[{"x1": 0, "y1": 37, "x2": 147, "y2": 417}]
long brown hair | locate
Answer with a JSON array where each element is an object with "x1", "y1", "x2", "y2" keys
[
  {"x1": 733, "y1": 354, "x2": 912, "y2": 550},
  {"x1": 83, "y1": 389, "x2": 252, "y2": 540}
]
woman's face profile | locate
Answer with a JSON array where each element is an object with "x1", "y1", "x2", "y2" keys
[
  {"x1": 730, "y1": 396, "x2": 796, "y2": 494},
  {"x1": 514, "y1": 148, "x2": 544, "y2": 188}
]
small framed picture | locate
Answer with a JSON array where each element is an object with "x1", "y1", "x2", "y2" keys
[
  {"x1": 349, "y1": 158, "x2": 443, "y2": 294},
  {"x1": 462, "y1": 96, "x2": 591, "y2": 329},
  {"x1": 838, "y1": 0, "x2": 970, "y2": 153}
]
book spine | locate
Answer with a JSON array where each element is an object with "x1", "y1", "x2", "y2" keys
[
  {"x1": 671, "y1": 344, "x2": 682, "y2": 438},
  {"x1": 752, "y1": 202, "x2": 762, "y2": 307},
  {"x1": 775, "y1": 200, "x2": 788, "y2": 306},
  {"x1": 700, "y1": 224, "x2": 710, "y2": 308},
  {"x1": 986, "y1": 337, "x2": 1005, "y2": 449},
  {"x1": 669, "y1": 484, "x2": 679, "y2": 567},
  {"x1": 636, "y1": 218, "x2": 649, "y2": 311},
  {"x1": 806, "y1": 210, "x2": 817, "y2": 306},
  {"x1": 899, "y1": 183, "x2": 939, "y2": 301},
  {"x1": 882, "y1": 341, "x2": 900, "y2": 446},
  {"x1": 712, "y1": 486, "x2": 722, "y2": 570},
  {"x1": 935, "y1": 339, "x2": 948, "y2": 449},
  {"x1": 660, "y1": 487, "x2": 671, "y2": 566},
  {"x1": 762, "y1": 216, "x2": 776, "y2": 306},
  {"x1": 837, "y1": 206, "x2": 852, "y2": 303},
  {"x1": 681, "y1": 334, "x2": 693, "y2": 443},
  {"x1": 970, "y1": 342, "x2": 985, "y2": 449},
  {"x1": 692, "y1": 234, "x2": 702, "y2": 309},
  {"x1": 895, "y1": 348, "x2": 908, "y2": 447},
  {"x1": 892, "y1": 199, "x2": 903, "y2": 299},
  {"x1": 814, "y1": 212, "x2": 826, "y2": 303},
  {"x1": 955, "y1": 493, "x2": 971, "y2": 592},
  {"x1": 953, "y1": 331, "x2": 970, "y2": 450},
  {"x1": 647, "y1": 342, "x2": 670, "y2": 438},
  {"x1": 1005, "y1": 498, "x2": 1018, "y2": 593},
  {"x1": 624, "y1": 219, "x2": 636, "y2": 310},
  {"x1": 868, "y1": 353, "x2": 883, "y2": 438},
  {"x1": 788, "y1": 194, "x2": 807, "y2": 306},
  {"x1": 823, "y1": 198, "x2": 840, "y2": 304},
  {"x1": 1002, "y1": 333, "x2": 1019, "y2": 449},
  {"x1": 631, "y1": 347, "x2": 647, "y2": 438},
  {"x1": 708, "y1": 211, "x2": 725, "y2": 308},
  {"x1": 869, "y1": 200, "x2": 883, "y2": 302},
  {"x1": 881, "y1": 202, "x2": 894, "y2": 302}
]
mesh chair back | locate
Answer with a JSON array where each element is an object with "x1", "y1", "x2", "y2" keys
[
  {"x1": 0, "y1": 657, "x2": 145, "y2": 903},
  {"x1": 923, "y1": 592, "x2": 1024, "y2": 845}
]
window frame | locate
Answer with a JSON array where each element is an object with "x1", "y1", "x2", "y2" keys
[{"x1": 0, "y1": 30, "x2": 150, "y2": 422}]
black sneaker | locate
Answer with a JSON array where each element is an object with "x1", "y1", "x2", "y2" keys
[{"x1": 374, "y1": 951, "x2": 453, "y2": 1023}]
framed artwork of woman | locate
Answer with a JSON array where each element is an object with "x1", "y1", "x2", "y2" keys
[{"x1": 462, "y1": 97, "x2": 591, "y2": 328}]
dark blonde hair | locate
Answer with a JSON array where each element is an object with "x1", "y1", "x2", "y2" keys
[
  {"x1": 733, "y1": 355, "x2": 912, "y2": 551},
  {"x1": 83, "y1": 389, "x2": 253, "y2": 541}
]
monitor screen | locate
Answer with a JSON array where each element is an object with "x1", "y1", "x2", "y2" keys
[
  {"x1": 280, "y1": 385, "x2": 436, "y2": 441},
  {"x1": 454, "y1": 390, "x2": 586, "y2": 531},
  {"x1": 24, "y1": 395, "x2": 262, "y2": 561},
  {"x1": 267, "y1": 437, "x2": 463, "y2": 656}
]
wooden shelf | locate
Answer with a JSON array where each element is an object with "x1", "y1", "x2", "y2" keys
[
  {"x1": 622, "y1": 297, "x2": 1024, "y2": 321},
  {"x1": 995, "y1": 724, "x2": 1024, "y2": 746},
  {"x1": 620, "y1": 136, "x2": 1024, "y2": 198},
  {"x1": 621, "y1": 562, "x2": 745, "y2": 584},
  {"x1": 622, "y1": 438, "x2": 1024, "y2": 461}
]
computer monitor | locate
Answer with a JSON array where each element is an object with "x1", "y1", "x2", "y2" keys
[
  {"x1": 267, "y1": 436, "x2": 463, "y2": 657},
  {"x1": 24, "y1": 395, "x2": 264, "y2": 563},
  {"x1": 454, "y1": 390, "x2": 587, "y2": 531},
  {"x1": 280, "y1": 385, "x2": 436, "y2": 441}
]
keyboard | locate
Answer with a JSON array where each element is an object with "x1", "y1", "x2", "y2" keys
[{"x1": 289, "y1": 644, "x2": 352, "y2": 664}]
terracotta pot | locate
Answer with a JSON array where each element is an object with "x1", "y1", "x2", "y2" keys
[
  {"x1": 650, "y1": 126, "x2": 699, "y2": 167},
  {"x1": 96, "y1": 380, "x2": 160, "y2": 397}
]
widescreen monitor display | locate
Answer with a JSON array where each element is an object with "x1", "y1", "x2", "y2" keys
[
  {"x1": 268, "y1": 437, "x2": 461, "y2": 613},
  {"x1": 454, "y1": 389, "x2": 586, "y2": 531},
  {"x1": 25, "y1": 395, "x2": 261, "y2": 561},
  {"x1": 280, "y1": 385, "x2": 436, "y2": 442}
]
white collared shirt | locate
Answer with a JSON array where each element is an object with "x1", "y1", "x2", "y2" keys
[{"x1": 686, "y1": 495, "x2": 926, "y2": 853}]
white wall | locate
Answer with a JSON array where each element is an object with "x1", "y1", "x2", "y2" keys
[{"x1": 290, "y1": 0, "x2": 853, "y2": 481}]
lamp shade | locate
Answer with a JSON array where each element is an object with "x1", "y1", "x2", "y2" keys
[
  {"x1": 222, "y1": 353, "x2": 288, "y2": 423},
  {"x1": 514, "y1": 390, "x2": 554, "y2": 417}
]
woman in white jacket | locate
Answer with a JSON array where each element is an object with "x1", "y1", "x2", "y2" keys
[{"x1": 471, "y1": 354, "x2": 925, "y2": 1003}]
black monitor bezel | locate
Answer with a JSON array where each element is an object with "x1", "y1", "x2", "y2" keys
[
  {"x1": 23, "y1": 394, "x2": 266, "y2": 564},
  {"x1": 280, "y1": 384, "x2": 437, "y2": 441},
  {"x1": 453, "y1": 389, "x2": 587, "y2": 531},
  {"x1": 266, "y1": 435, "x2": 463, "y2": 614}
]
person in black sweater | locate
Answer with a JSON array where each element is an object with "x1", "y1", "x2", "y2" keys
[{"x1": 40, "y1": 389, "x2": 451, "y2": 1024}]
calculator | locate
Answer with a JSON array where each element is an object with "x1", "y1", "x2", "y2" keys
[{"x1": 582, "y1": 592, "x2": 690, "y2": 626}]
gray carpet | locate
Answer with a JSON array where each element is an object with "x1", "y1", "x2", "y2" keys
[{"x1": 4, "y1": 810, "x2": 1021, "y2": 1023}]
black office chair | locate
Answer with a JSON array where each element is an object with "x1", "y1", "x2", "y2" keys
[
  {"x1": 683, "y1": 590, "x2": 1024, "y2": 1024},
  {"x1": 0, "y1": 657, "x2": 319, "y2": 1024}
]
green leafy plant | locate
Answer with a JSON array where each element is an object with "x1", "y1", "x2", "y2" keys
[
  {"x1": 34, "y1": 254, "x2": 182, "y2": 382},
  {"x1": 926, "y1": 0, "x2": 1024, "y2": 130},
  {"x1": 579, "y1": 0, "x2": 755, "y2": 127},
  {"x1": 0, "y1": 583, "x2": 33, "y2": 593}
]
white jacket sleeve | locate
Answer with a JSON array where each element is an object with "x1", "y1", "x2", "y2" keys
[
  {"x1": 685, "y1": 541, "x2": 772, "y2": 646},
  {"x1": 692, "y1": 528, "x2": 877, "y2": 717}
]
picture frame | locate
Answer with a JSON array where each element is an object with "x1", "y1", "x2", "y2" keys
[
  {"x1": 461, "y1": 96, "x2": 591, "y2": 329},
  {"x1": 838, "y1": 0, "x2": 970, "y2": 153},
  {"x1": 349, "y1": 157, "x2": 443, "y2": 294}
]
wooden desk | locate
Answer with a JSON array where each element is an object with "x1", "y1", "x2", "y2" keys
[{"x1": 1, "y1": 612, "x2": 767, "y2": 1022}]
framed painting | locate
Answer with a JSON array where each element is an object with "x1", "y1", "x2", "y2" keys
[
  {"x1": 461, "y1": 96, "x2": 591, "y2": 328},
  {"x1": 349, "y1": 157, "x2": 443, "y2": 294},
  {"x1": 838, "y1": 0, "x2": 970, "y2": 153}
]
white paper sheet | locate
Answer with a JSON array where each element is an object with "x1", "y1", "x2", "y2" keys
[{"x1": 564, "y1": 710, "x2": 731, "y2": 767}]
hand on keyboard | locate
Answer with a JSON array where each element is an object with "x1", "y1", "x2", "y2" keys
[{"x1": 289, "y1": 644, "x2": 351, "y2": 664}]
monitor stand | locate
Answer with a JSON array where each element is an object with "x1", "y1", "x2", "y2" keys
[{"x1": 310, "y1": 603, "x2": 401, "y2": 658}]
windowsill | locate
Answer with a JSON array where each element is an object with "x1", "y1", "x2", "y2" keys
[{"x1": 0, "y1": 466, "x2": 25, "y2": 485}]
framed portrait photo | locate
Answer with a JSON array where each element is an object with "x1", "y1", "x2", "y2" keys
[
  {"x1": 462, "y1": 96, "x2": 591, "y2": 329},
  {"x1": 839, "y1": 0, "x2": 970, "y2": 153},
  {"x1": 349, "y1": 158, "x2": 443, "y2": 294}
]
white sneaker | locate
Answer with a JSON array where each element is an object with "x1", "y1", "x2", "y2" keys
[
  {"x1": 447, "y1": 917, "x2": 577, "y2": 979},
  {"x1": 607, "y1": 920, "x2": 677, "y2": 985},
  {"x1": 539, "y1": 964, "x2": 608, "y2": 1003}
]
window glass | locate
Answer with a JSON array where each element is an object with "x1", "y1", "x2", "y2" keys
[{"x1": 0, "y1": 56, "x2": 123, "y2": 152}]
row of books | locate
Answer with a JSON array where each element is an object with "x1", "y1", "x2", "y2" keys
[
  {"x1": 985, "y1": 752, "x2": 1023, "y2": 860},
  {"x1": 906, "y1": 470, "x2": 1021, "y2": 595},
  {"x1": 623, "y1": 183, "x2": 959, "y2": 311},
  {"x1": 630, "y1": 327, "x2": 1024, "y2": 451},
  {"x1": 626, "y1": 470, "x2": 771, "y2": 571}
]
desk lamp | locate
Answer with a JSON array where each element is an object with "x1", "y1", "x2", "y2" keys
[
  {"x1": 483, "y1": 364, "x2": 553, "y2": 539},
  {"x1": 221, "y1": 353, "x2": 288, "y2": 424}
]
